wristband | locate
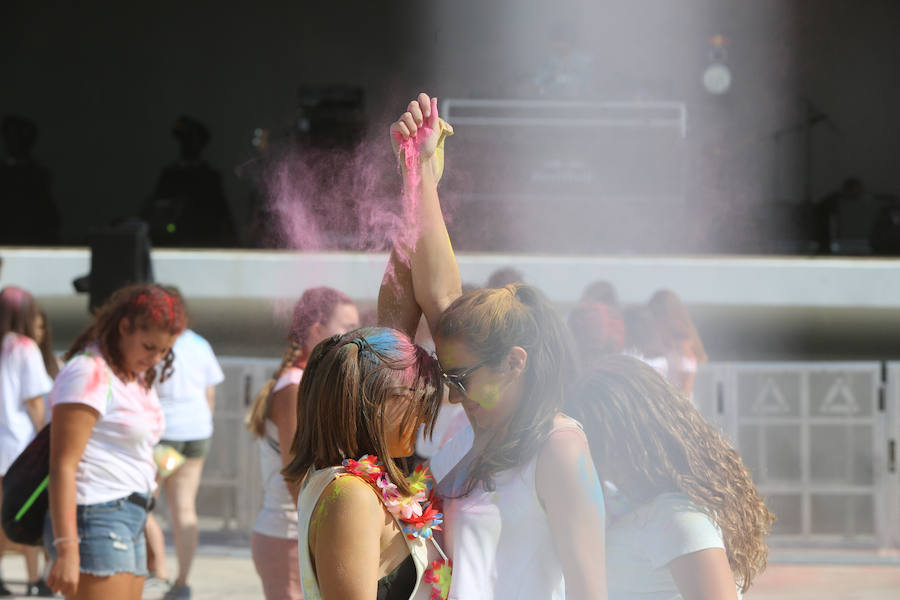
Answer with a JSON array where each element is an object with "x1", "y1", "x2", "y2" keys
[{"x1": 52, "y1": 537, "x2": 80, "y2": 546}]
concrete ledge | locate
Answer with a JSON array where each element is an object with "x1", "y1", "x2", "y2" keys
[{"x1": 3, "y1": 247, "x2": 900, "y2": 308}]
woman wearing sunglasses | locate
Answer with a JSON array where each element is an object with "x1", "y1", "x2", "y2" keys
[{"x1": 390, "y1": 95, "x2": 608, "y2": 599}]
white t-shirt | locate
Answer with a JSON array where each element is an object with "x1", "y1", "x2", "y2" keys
[
  {"x1": 155, "y1": 330, "x2": 225, "y2": 442},
  {"x1": 253, "y1": 367, "x2": 302, "y2": 539},
  {"x1": 0, "y1": 333, "x2": 53, "y2": 474},
  {"x1": 605, "y1": 492, "x2": 733, "y2": 600},
  {"x1": 50, "y1": 349, "x2": 164, "y2": 505},
  {"x1": 438, "y1": 419, "x2": 585, "y2": 600},
  {"x1": 623, "y1": 349, "x2": 669, "y2": 380}
]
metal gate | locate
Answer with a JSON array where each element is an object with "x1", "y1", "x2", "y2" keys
[
  {"x1": 695, "y1": 362, "x2": 893, "y2": 547},
  {"x1": 193, "y1": 358, "x2": 899, "y2": 545},
  {"x1": 195, "y1": 357, "x2": 279, "y2": 531}
]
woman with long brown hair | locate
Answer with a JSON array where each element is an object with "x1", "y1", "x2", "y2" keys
[
  {"x1": 647, "y1": 289, "x2": 708, "y2": 397},
  {"x1": 45, "y1": 284, "x2": 186, "y2": 599},
  {"x1": 566, "y1": 354, "x2": 774, "y2": 600},
  {"x1": 279, "y1": 92, "x2": 460, "y2": 600},
  {"x1": 246, "y1": 286, "x2": 358, "y2": 600},
  {"x1": 382, "y1": 92, "x2": 607, "y2": 599}
]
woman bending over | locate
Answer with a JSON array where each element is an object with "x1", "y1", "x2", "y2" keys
[{"x1": 566, "y1": 355, "x2": 773, "y2": 600}]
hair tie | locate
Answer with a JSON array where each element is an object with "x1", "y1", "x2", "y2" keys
[{"x1": 343, "y1": 338, "x2": 364, "y2": 353}]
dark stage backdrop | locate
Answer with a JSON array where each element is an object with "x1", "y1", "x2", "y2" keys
[{"x1": 2, "y1": 0, "x2": 899, "y2": 251}]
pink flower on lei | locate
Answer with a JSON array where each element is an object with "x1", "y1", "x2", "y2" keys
[
  {"x1": 424, "y1": 558, "x2": 452, "y2": 600},
  {"x1": 342, "y1": 455, "x2": 382, "y2": 484},
  {"x1": 378, "y1": 473, "x2": 425, "y2": 520}
]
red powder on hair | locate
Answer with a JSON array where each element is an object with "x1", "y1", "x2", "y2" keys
[
  {"x1": 129, "y1": 288, "x2": 185, "y2": 333},
  {"x1": 163, "y1": 293, "x2": 174, "y2": 323}
]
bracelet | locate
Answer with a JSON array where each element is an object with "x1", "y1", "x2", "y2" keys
[{"x1": 52, "y1": 537, "x2": 80, "y2": 546}]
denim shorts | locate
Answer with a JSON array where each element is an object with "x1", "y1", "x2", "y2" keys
[
  {"x1": 159, "y1": 438, "x2": 211, "y2": 459},
  {"x1": 43, "y1": 495, "x2": 150, "y2": 577}
]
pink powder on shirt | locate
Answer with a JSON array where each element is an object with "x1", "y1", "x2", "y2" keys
[{"x1": 82, "y1": 357, "x2": 109, "y2": 399}]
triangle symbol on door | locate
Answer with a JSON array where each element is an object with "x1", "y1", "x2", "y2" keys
[
  {"x1": 820, "y1": 376, "x2": 860, "y2": 415},
  {"x1": 751, "y1": 377, "x2": 791, "y2": 415}
]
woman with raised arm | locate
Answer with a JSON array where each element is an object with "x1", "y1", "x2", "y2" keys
[
  {"x1": 45, "y1": 284, "x2": 186, "y2": 600},
  {"x1": 566, "y1": 355, "x2": 774, "y2": 600},
  {"x1": 389, "y1": 95, "x2": 607, "y2": 599},
  {"x1": 281, "y1": 93, "x2": 460, "y2": 600},
  {"x1": 246, "y1": 287, "x2": 359, "y2": 600}
]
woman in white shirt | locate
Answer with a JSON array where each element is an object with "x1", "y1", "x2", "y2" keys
[
  {"x1": 0, "y1": 286, "x2": 53, "y2": 595},
  {"x1": 647, "y1": 290, "x2": 708, "y2": 397},
  {"x1": 386, "y1": 93, "x2": 606, "y2": 600},
  {"x1": 144, "y1": 319, "x2": 225, "y2": 600},
  {"x1": 45, "y1": 284, "x2": 186, "y2": 600},
  {"x1": 566, "y1": 355, "x2": 774, "y2": 600},
  {"x1": 245, "y1": 287, "x2": 358, "y2": 600}
]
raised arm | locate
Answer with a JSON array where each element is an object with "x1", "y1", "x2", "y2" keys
[
  {"x1": 377, "y1": 247, "x2": 423, "y2": 338},
  {"x1": 386, "y1": 93, "x2": 461, "y2": 337}
]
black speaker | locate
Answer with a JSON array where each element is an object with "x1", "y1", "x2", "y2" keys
[{"x1": 75, "y1": 220, "x2": 154, "y2": 312}]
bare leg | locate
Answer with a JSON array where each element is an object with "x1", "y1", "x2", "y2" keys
[
  {"x1": 73, "y1": 572, "x2": 140, "y2": 600},
  {"x1": 165, "y1": 457, "x2": 204, "y2": 587},
  {"x1": 144, "y1": 513, "x2": 168, "y2": 580},
  {"x1": 23, "y1": 545, "x2": 41, "y2": 583},
  {"x1": 0, "y1": 478, "x2": 10, "y2": 591}
]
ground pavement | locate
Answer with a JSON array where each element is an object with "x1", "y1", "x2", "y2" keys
[{"x1": 2, "y1": 539, "x2": 899, "y2": 599}]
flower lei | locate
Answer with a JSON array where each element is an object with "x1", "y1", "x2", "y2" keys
[{"x1": 343, "y1": 455, "x2": 452, "y2": 599}]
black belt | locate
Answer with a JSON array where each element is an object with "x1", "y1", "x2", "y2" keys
[{"x1": 126, "y1": 493, "x2": 155, "y2": 512}]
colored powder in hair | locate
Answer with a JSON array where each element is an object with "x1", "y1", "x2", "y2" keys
[
  {"x1": 1, "y1": 287, "x2": 29, "y2": 307},
  {"x1": 356, "y1": 328, "x2": 398, "y2": 353},
  {"x1": 163, "y1": 293, "x2": 174, "y2": 324}
]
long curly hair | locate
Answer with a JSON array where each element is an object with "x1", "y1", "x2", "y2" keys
[
  {"x1": 566, "y1": 354, "x2": 773, "y2": 593},
  {"x1": 65, "y1": 284, "x2": 187, "y2": 389},
  {"x1": 246, "y1": 287, "x2": 354, "y2": 437},
  {"x1": 437, "y1": 283, "x2": 575, "y2": 495}
]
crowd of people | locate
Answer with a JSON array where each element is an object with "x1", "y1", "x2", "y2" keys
[{"x1": 0, "y1": 93, "x2": 774, "y2": 600}]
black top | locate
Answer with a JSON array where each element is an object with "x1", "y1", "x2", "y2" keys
[{"x1": 376, "y1": 553, "x2": 416, "y2": 600}]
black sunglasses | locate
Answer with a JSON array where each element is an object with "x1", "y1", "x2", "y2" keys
[{"x1": 437, "y1": 359, "x2": 489, "y2": 399}]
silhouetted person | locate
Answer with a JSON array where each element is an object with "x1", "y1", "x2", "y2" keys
[
  {"x1": 580, "y1": 279, "x2": 620, "y2": 308},
  {"x1": 869, "y1": 197, "x2": 900, "y2": 256},
  {"x1": 0, "y1": 116, "x2": 60, "y2": 244},
  {"x1": 816, "y1": 177, "x2": 879, "y2": 254},
  {"x1": 143, "y1": 116, "x2": 236, "y2": 247},
  {"x1": 486, "y1": 267, "x2": 524, "y2": 288}
]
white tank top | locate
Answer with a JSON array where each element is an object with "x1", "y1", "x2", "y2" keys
[
  {"x1": 438, "y1": 419, "x2": 582, "y2": 600},
  {"x1": 297, "y1": 465, "x2": 445, "y2": 600},
  {"x1": 252, "y1": 368, "x2": 303, "y2": 539}
]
